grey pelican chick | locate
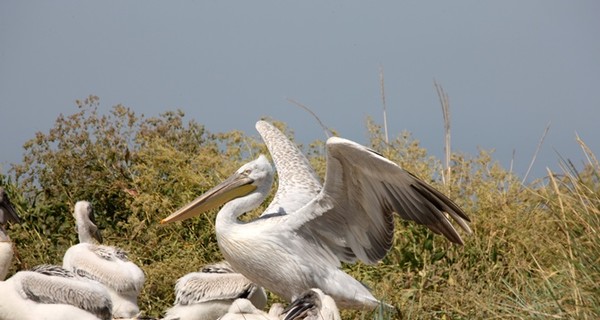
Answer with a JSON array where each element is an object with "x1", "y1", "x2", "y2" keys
[
  {"x1": 0, "y1": 264, "x2": 112, "y2": 320},
  {"x1": 63, "y1": 201, "x2": 145, "y2": 318},
  {"x1": 282, "y1": 288, "x2": 340, "y2": 320},
  {"x1": 162, "y1": 120, "x2": 471, "y2": 309},
  {"x1": 0, "y1": 187, "x2": 21, "y2": 280},
  {"x1": 163, "y1": 260, "x2": 267, "y2": 320}
]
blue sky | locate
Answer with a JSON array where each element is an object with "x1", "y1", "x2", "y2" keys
[{"x1": 1, "y1": 1, "x2": 598, "y2": 180}]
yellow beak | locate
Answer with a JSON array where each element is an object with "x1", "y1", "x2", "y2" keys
[{"x1": 161, "y1": 173, "x2": 257, "y2": 224}]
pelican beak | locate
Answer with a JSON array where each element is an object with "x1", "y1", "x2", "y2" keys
[
  {"x1": 0, "y1": 195, "x2": 21, "y2": 225},
  {"x1": 91, "y1": 226, "x2": 103, "y2": 244},
  {"x1": 161, "y1": 172, "x2": 257, "y2": 224}
]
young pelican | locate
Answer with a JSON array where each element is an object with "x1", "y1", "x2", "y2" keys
[
  {"x1": 218, "y1": 298, "x2": 280, "y2": 320},
  {"x1": 0, "y1": 193, "x2": 113, "y2": 319},
  {"x1": 0, "y1": 264, "x2": 112, "y2": 320},
  {"x1": 162, "y1": 120, "x2": 472, "y2": 309},
  {"x1": 0, "y1": 187, "x2": 21, "y2": 280},
  {"x1": 281, "y1": 288, "x2": 340, "y2": 320},
  {"x1": 218, "y1": 289, "x2": 339, "y2": 320},
  {"x1": 63, "y1": 201, "x2": 145, "y2": 318},
  {"x1": 163, "y1": 260, "x2": 267, "y2": 320}
]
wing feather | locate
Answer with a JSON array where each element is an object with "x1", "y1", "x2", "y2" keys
[
  {"x1": 62, "y1": 243, "x2": 145, "y2": 294},
  {"x1": 174, "y1": 272, "x2": 259, "y2": 305},
  {"x1": 256, "y1": 121, "x2": 322, "y2": 215},
  {"x1": 288, "y1": 137, "x2": 471, "y2": 264},
  {"x1": 17, "y1": 268, "x2": 112, "y2": 320}
]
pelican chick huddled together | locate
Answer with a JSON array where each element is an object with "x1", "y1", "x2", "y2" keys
[
  {"x1": 0, "y1": 192, "x2": 114, "y2": 320},
  {"x1": 1, "y1": 264, "x2": 113, "y2": 320},
  {"x1": 280, "y1": 288, "x2": 341, "y2": 320},
  {"x1": 63, "y1": 200, "x2": 146, "y2": 318},
  {"x1": 163, "y1": 260, "x2": 267, "y2": 320},
  {"x1": 162, "y1": 120, "x2": 471, "y2": 310},
  {"x1": 219, "y1": 288, "x2": 341, "y2": 320}
]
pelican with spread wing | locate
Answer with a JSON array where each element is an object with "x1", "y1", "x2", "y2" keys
[{"x1": 162, "y1": 120, "x2": 471, "y2": 309}]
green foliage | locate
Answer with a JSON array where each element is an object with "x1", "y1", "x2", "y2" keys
[{"x1": 1, "y1": 97, "x2": 599, "y2": 319}]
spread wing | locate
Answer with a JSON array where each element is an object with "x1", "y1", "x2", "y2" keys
[
  {"x1": 289, "y1": 137, "x2": 472, "y2": 264},
  {"x1": 256, "y1": 120, "x2": 322, "y2": 216}
]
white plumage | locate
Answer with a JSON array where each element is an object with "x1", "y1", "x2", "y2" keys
[
  {"x1": 281, "y1": 288, "x2": 340, "y2": 320},
  {"x1": 162, "y1": 120, "x2": 472, "y2": 309},
  {"x1": 163, "y1": 261, "x2": 267, "y2": 320},
  {"x1": 218, "y1": 298, "x2": 281, "y2": 320},
  {"x1": 0, "y1": 191, "x2": 113, "y2": 319},
  {"x1": 0, "y1": 265, "x2": 113, "y2": 320},
  {"x1": 63, "y1": 201, "x2": 145, "y2": 318},
  {"x1": 218, "y1": 288, "x2": 340, "y2": 320}
]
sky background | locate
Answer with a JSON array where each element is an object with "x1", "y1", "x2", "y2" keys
[{"x1": 1, "y1": 1, "x2": 598, "y2": 180}]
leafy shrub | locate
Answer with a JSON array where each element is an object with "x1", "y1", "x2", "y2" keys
[{"x1": 1, "y1": 96, "x2": 598, "y2": 319}]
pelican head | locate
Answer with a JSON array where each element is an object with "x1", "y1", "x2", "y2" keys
[
  {"x1": 162, "y1": 155, "x2": 274, "y2": 224},
  {"x1": 73, "y1": 201, "x2": 103, "y2": 244},
  {"x1": 283, "y1": 288, "x2": 341, "y2": 320},
  {"x1": 0, "y1": 188, "x2": 21, "y2": 226},
  {"x1": 1, "y1": 187, "x2": 21, "y2": 281}
]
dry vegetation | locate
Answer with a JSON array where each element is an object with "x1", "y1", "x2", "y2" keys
[{"x1": 1, "y1": 95, "x2": 598, "y2": 319}]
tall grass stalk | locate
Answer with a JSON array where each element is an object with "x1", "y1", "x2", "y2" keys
[{"x1": 434, "y1": 80, "x2": 451, "y2": 185}]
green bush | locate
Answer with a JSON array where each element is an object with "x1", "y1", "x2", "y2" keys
[{"x1": 1, "y1": 96, "x2": 598, "y2": 319}]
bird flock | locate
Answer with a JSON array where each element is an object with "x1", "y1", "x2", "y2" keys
[{"x1": 0, "y1": 120, "x2": 471, "y2": 320}]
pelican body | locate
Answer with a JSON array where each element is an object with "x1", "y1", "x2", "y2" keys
[
  {"x1": 0, "y1": 264, "x2": 112, "y2": 320},
  {"x1": 0, "y1": 194, "x2": 113, "y2": 319},
  {"x1": 162, "y1": 120, "x2": 471, "y2": 309},
  {"x1": 63, "y1": 201, "x2": 145, "y2": 318},
  {"x1": 218, "y1": 298, "x2": 284, "y2": 320},
  {"x1": 164, "y1": 261, "x2": 267, "y2": 320}
]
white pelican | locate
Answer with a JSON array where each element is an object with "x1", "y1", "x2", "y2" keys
[
  {"x1": 0, "y1": 187, "x2": 21, "y2": 280},
  {"x1": 217, "y1": 298, "x2": 280, "y2": 320},
  {"x1": 218, "y1": 289, "x2": 339, "y2": 320},
  {"x1": 0, "y1": 264, "x2": 113, "y2": 320},
  {"x1": 281, "y1": 288, "x2": 340, "y2": 320},
  {"x1": 63, "y1": 201, "x2": 145, "y2": 318},
  {"x1": 163, "y1": 260, "x2": 267, "y2": 320},
  {"x1": 162, "y1": 120, "x2": 471, "y2": 309}
]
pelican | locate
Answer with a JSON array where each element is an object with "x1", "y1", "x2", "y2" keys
[
  {"x1": 0, "y1": 187, "x2": 21, "y2": 280},
  {"x1": 63, "y1": 201, "x2": 145, "y2": 318},
  {"x1": 163, "y1": 260, "x2": 267, "y2": 320},
  {"x1": 0, "y1": 264, "x2": 113, "y2": 320},
  {"x1": 162, "y1": 120, "x2": 472, "y2": 309},
  {"x1": 0, "y1": 195, "x2": 113, "y2": 320},
  {"x1": 281, "y1": 289, "x2": 340, "y2": 320},
  {"x1": 218, "y1": 298, "x2": 281, "y2": 320},
  {"x1": 218, "y1": 289, "x2": 338, "y2": 320}
]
